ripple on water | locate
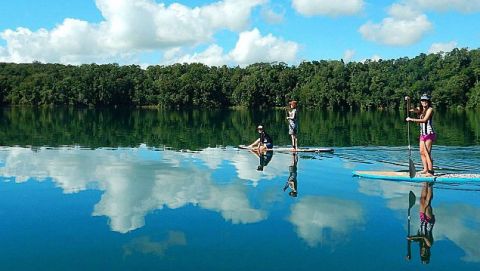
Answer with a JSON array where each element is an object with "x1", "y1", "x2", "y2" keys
[{"x1": 337, "y1": 145, "x2": 480, "y2": 173}]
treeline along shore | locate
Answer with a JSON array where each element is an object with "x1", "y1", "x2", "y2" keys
[{"x1": 1, "y1": 48, "x2": 479, "y2": 109}]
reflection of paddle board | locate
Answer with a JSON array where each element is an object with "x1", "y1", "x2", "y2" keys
[
  {"x1": 238, "y1": 145, "x2": 334, "y2": 153},
  {"x1": 353, "y1": 171, "x2": 480, "y2": 182}
]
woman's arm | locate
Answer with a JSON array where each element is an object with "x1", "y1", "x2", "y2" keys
[
  {"x1": 248, "y1": 138, "x2": 260, "y2": 148},
  {"x1": 406, "y1": 236, "x2": 431, "y2": 247},
  {"x1": 406, "y1": 108, "x2": 433, "y2": 123},
  {"x1": 287, "y1": 109, "x2": 295, "y2": 120}
]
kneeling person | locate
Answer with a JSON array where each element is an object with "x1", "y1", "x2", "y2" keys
[{"x1": 248, "y1": 125, "x2": 273, "y2": 152}]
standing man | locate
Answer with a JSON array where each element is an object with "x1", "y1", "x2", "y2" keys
[{"x1": 287, "y1": 100, "x2": 298, "y2": 150}]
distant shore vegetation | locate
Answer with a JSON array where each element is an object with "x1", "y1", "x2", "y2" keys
[{"x1": 1, "y1": 48, "x2": 479, "y2": 109}]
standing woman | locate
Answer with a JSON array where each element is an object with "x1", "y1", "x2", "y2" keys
[
  {"x1": 287, "y1": 100, "x2": 298, "y2": 150},
  {"x1": 406, "y1": 94, "x2": 436, "y2": 176}
]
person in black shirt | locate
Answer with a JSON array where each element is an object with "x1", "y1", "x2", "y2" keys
[{"x1": 248, "y1": 125, "x2": 273, "y2": 152}]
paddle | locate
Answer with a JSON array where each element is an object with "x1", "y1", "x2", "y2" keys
[
  {"x1": 406, "y1": 190, "x2": 416, "y2": 260},
  {"x1": 406, "y1": 97, "x2": 416, "y2": 178}
]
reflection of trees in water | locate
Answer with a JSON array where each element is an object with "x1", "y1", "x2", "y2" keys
[{"x1": 0, "y1": 107, "x2": 478, "y2": 148}]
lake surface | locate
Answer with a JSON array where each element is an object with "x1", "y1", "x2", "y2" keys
[{"x1": 1, "y1": 108, "x2": 479, "y2": 271}]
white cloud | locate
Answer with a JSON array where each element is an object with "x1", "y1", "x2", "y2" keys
[
  {"x1": 360, "y1": 54, "x2": 382, "y2": 63},
  {"x1": 164, "y1": 44, "x2": 229, "y2": 66},
  {"x1": 359, "y1": 3, "x2": 432, "y2": 46},
  {"x1": 370, "y1": 54, "x2": 382, "y2": 62},
  {"x1": 229, "y1": 28, "x2": 299, "y2": 66},
  {"x1": 343, "y1": 49, "x2": 356, "y2": 63},
  {"x1": 292, "y1": 0, "x2": 364, "y2": 17},
  {"x1": 428, "y1": 41, "x2": 458, "y2": 54},
  {"x1": 261, "y1": 7, "x2": 285, "y2": 24},
  {"x1": 388, "y1": 3, "x2": 421, "y2": 19},
  {"x1": 0, "y1": 43, "x2": 7, "y2": 57},
  {"x1": 96, "y1": 0, "x2": 265, "y2": 49},
  {"x1": 288, "y1": 196, "x2": 365, "y2": 247},
  {"x1": 0, "y1": 0, "x2": 266, "y2": 64},
  {"x1": 407, "y1": 0, "x2": 480, "y2": 13},
  {"x1": 164, "y1": 28, "x2": 300, "y2": 66}
]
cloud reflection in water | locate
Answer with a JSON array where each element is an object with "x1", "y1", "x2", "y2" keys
[
  {"x1": 358, "y1": 179, "x2": 480, "y2": 263},
  {"x1": 288, "y1": 196, "x2": 365, "y2": 247},
  {"x1": 0, "y1": 146, "x2": 281, "y2": 233}
]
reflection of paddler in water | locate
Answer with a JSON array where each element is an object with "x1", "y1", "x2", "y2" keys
[
  {"x1": 406, "y1": 182, "x2": 435, "y2": 264},
  {"x1": 246, "y1": 125, "x2": 274, "y2": 171},
  {"x1": 283, "y1": 153, "x2": 298, "y2": 197},
  {"x1": 254, "y1": 149, "x2": 273, "y2": 171}
]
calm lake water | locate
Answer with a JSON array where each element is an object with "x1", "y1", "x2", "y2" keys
[{"x1": 1, "y1": 108, "x2": 479, "y2": 271}]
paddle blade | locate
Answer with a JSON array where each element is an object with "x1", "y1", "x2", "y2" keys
[
  {"x1": 408, "y1": 191, "x2": 416, "y2": 209},
  {"x1": 408, "y1": 159, "x2": 416, "y2": 178}
]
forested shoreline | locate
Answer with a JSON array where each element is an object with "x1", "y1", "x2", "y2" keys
[{"x1": 1, "y1": 48, "x2": 479, "y2": 109}]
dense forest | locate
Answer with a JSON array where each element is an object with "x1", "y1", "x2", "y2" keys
[{"x1": 1, "y1": 48, "x2": 479, "y2": 109}]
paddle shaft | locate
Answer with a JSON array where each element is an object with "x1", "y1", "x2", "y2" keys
[
  {"x1": 407, "y1": 99, "x2": 412, "y2": 158},
  {"x1": 406, "y1": 98, "x2": 416, "y2": 178},
  {"x1": 407, "y1": 208, "x2": 412, "y2": 260},
  {"x1": 406, "y1": 191, "x2": 416, "y2": 260}
]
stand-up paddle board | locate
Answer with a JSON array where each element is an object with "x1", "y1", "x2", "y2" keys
[
  {"x1": 238, "y1": 145, "x2": 334, "y2": 153},
  {"x1": 353, "y1": 170, "x2": 480, "y2": 182}
]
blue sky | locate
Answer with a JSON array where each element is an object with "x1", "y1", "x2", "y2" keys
[{"x1": 0, "y1": 0, "x2": 479, "y2": 66}]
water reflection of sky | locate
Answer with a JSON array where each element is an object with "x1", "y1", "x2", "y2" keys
[
  {"x1": 0, "y1": 146, "x2": 479, "y2": 270},
  {"x1": 358, "y1": 179, "x2": 480, "y2": 263}
]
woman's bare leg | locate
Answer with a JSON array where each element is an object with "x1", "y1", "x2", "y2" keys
[
  {"x1": 424, "y1": 140, "x2": 434, "y2": 175},
  {"x1": 419, "y1": 182, "x2": 427, "y2": 212},
  {"x1": 291, "y1": 135, "x2": 297, "y2": 149},
  {"x1": 419, "y1": 141, "x2": 428, "y2": 174},
  {"x1": 424, "y1": 182, "x2": 434, "y2": 217}
]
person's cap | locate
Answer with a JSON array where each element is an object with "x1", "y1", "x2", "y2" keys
[
  {"x1": 257, "y1": 125, "x2": 264, "y2": 130},
  {"x1": 420, "y1": 94, "x2": 430, "y2": 101}
]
